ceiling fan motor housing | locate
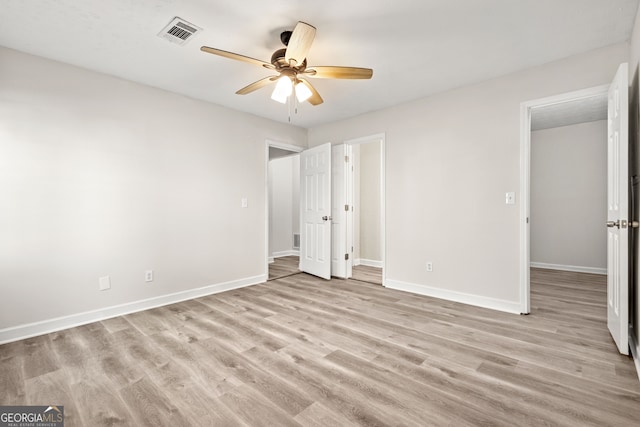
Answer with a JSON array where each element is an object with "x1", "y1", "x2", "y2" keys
[
  {"x1": 271, "y1": 48, "x2": 306, "y2": 72},
  {"x1": 280, "y1": 30, "x2": 292, "y2": 46}
]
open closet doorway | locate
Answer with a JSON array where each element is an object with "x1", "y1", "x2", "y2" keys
[
  {"x1": 344, "y1": 134, "x2": 385, "y2": 285},
  {"x1": 265, "y1": 140, "x2": 303, "y2": 280}
]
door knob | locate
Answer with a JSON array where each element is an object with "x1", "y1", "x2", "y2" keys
[
  {"x1": 322, "y1": 216, "x2": 332, "y2": 221},
  {"x1": 607, "y1": 220, "x2": 620, "y2": 228}
]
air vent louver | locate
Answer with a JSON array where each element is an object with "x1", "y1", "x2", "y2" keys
[{"x1": 158, "y1": 17, "x2": 201, "y2": 46}]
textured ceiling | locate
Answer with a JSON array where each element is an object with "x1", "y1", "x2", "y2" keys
[
  {"x1": 0, "y1": 0, "x2": 637, "y2": 128},
  {"x1": 531, "y1": 94, "x2": 608, "y2": 131}
]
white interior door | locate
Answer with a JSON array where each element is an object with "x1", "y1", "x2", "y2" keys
[
  {"x1": 607, "y1": 62, "x2": 629, "y2": 355},
  {"x1": 331, "y1": 144, "x2": 349, "y2": 278},
  {"x1": 300, "y1": 143, "x2": 332, "y2": 280}
]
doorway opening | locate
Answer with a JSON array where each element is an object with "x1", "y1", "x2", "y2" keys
[
  {"x1": 293, "y1": 135, "x2": 386, "y2": 284},
  {"x1": 265, "y1": 140, "x2": 303, "y2": 280},
  {"x1": 520, "y1": 64, "x2": 631, "y2": 358},
  {"x1": 344, "y1": 134, "x2": 386, "y2": 286},
  {"x1": 520, "y1": 63, "x2": 639, "y2": 362},
  {"x1": 520, "y1": 84, "x2": 610, "y2": 314}
]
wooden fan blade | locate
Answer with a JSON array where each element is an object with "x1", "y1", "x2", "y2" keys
[
  {"x1": 201, "y1": 46, "x2": 274, "y2": 69},
  {"x1": 299, "y1": 79, "x2": 323, "y2": 106},
  {"x1": 305, "y1": 66, "x2": 373, "y2": 79},
  {"x1": 236, "y1": 76, "x2": 279, "y2": 95},
  {"x1": 285, "y1": 22, "x2": 316, "y2": 66}
]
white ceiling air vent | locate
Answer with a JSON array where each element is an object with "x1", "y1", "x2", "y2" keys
[{"x1": 158, "y1": 17, "x2": 202, "y2": 46}]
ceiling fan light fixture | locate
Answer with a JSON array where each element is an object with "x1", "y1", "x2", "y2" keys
[
  {"x1": 271, "y1": 76, "x2": 292, "y2": 103},
  {"x1": 295, "y1": 81, "x2": 312, "y2": 103},
  {"x1": 201, "y1": 21, "x2": 372, "y2": 108}
]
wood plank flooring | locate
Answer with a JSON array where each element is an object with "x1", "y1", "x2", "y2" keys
[
  {"x1": 1, "y1": 267, "x2": 639, "y2": 426},
  {"x1": 350, "y1": 264, "x2": 383, "y2": 285},
  {"x1": 268, "y1": 256, "x2": 300, "y2": 281},
  {"x1": 269, "y1": 256, "x2": 382, "y2": 286}
]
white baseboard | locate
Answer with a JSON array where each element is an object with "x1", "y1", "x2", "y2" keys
[
  {"x1": 354, "y1": 258, "x2": 383, "y2": 268},
  {"x1": 630, "y1": 330, "x2": 640, "y2": 382},
  {"x1": 530, "y1": 262, "x2": 606, "y2": 275},
  {"x1": 384, "y1": 279, "x2": 522, "y2": 314},
  {"x1": 272, "y1": 250, "x2": 299, "y2": 258},
  {"x1": 0, "y1": 274, "x2": 267, "y2": 345}
]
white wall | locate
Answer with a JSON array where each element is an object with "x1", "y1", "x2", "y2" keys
[
  {"x1": 268, "y1": 155, "x2": 300, "y2": 257},
  {"x1": 530, "y1": 121, "x2": 607, "y2": 272},
  {"x1": 0, "y1": 47, "x2": 306, "y2": 338},
  {"x1": 359, "y1": 141, "x2": 382, "y2": 263},
  {"x1": 309, "y1": 43, "x2": 628, "y2": 312}
]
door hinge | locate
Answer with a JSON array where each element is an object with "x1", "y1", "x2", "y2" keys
[
  {"x1": 345, "y1": 155, "x2": 349, "y2": 162},
  {"x1": 345, "y1": 253, "x2": 349, "y2": 260},
  {"x1": 345, "y1": 204, "x2": 349, "y2": 211}
]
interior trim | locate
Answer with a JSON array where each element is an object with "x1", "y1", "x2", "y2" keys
[
  {"x1": 530, "y1": 262, "x2": 607, "y2": 275},
  {"x1": 385, "y1": 279, "x2": 522, "y2": 314},
  {"x1": 0, "y1": 274, "x2": 267, "y2": 345}
]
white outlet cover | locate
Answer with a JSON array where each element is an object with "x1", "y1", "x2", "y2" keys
[
  {"x1": 241, "y1": 198, "x2": 248, "y2": 208},
  {"x1": 99, "y1": 276, "x2": 111, "y2": 291}
]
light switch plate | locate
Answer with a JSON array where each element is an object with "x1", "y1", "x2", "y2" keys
[
  {"x1": 99, "y1": 276, "x2": 111, "y2": 291},
  {"x1": 241, "y1": 198, "x2": 248, "y2": 208},
  {"x1": 505, "y1": 192, "x2": 516, "y2": 205}
]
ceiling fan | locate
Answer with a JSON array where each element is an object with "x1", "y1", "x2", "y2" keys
[{"x1": 200, "y1": 22, "x2": 373, "y2": 106}]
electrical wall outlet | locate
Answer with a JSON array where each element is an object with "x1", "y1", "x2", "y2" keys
[
  {"x1": 145, "y1": 270, "x2": 153, "y2": 282},
  {"x1": 426, "y1": 262, "x2": 433, "y2": 272},
  {"x1": 99, "y1": 276, "x2": 111, "y2": 291}
]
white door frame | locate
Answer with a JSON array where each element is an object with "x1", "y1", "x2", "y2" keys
[
  {"x1": 331, "y1": 143, "x2": 350, "y2": 278},
  {"x1": 344, "y1": 133, "x2": 386, "y2": 285},
  {"x1": 519, "y1": 85, "x2": 610, "y2": 314},
  {"x1": 264, "y1": 139, "x2": 304, "y2": 277}
]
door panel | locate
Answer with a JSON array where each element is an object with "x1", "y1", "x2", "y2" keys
[
  {"x1": 300, "y1": 143, "x2": 332, "y2": 280},
  {"x1": 607, "y1": 62, "x2": 629, "y2": 355}
]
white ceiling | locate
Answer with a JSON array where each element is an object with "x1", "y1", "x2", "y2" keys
[
  {"x1": 269, "y1": 146, "x2": 300, "y2": 160},
  {"x1": 531, "y1": 93, "x2": 609, "y2": 131},
  {"x1": 0, "y1": 0, "x2": 637, "y2": 128}
]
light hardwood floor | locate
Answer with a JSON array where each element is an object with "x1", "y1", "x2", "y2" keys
[
  {"x1": 1, "y1": 268, "x2": 639, "y2": 426},
  {"x1": 350, "y1": 264, "x2": 383, "y2": 285},
  {"x1": 268, "y1": 256, "x2": 300, "y2": 281},
  {"x1": 269, "y1": 256, "x2": 382, "y2": 285}
]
